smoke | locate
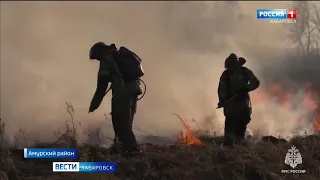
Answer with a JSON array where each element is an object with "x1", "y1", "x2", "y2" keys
[{"x1": 0, "y1": 1, "x2": 317, "y2": 145}]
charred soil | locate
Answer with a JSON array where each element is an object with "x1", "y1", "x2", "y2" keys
[{"x1": 1, "y1": 135, "x2": 320, "y2": 180}]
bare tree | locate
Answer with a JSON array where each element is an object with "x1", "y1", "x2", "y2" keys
[{"x1": 289, "y1": 1, "x2": 320, "y2": 57}]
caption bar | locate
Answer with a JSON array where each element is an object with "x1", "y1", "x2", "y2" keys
[
  {"x1": 53, "y1": 162, "x2": 116, "y2": 172},
  {"x1": 24, "y1": 148, "x2": 77, "y2": 158}
]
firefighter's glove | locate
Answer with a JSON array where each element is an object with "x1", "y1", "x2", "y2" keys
[{"x1": 89, "y1": 99, "x2": 101, "y2": 113}]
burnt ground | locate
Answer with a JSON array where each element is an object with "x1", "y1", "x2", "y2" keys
[{"x1": 1, "y1": 134, "x2": 320, "y2": 180}]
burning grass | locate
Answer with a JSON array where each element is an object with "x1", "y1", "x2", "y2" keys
[
  {"x1": 1, "y1": 116, "x2": 320, "y2": 180},
  {"x1": 174, "y1": 113, "x2": 203, "y2": 145},
  {"x1": 251, "y1": 82, "x2": 320, "y2": 134}
]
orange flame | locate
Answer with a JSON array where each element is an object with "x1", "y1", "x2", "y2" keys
[
  {"x1": 251, "y1": 82, "x2": 320, "y2": 133},
  {"x1": 180, "y1": 119, "x2": 202, "y2": 145},
  {"x1": 304, "y1": 82, "x2": 318, "y2": 110},
  {"x1": 313, "y1": 107, "x2": 320, "y2": 134},
  {"x1": 174, "y1": 114, "x2": 202, "y2": 145}
]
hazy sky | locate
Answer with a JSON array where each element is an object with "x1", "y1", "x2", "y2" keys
[{"x1": 1, "y1": 1, "x2": 317, "y2": 145}]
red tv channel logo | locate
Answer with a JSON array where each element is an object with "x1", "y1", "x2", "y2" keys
[{"x1": 287, "y1": 9, "x2": 296, "y2": 19}]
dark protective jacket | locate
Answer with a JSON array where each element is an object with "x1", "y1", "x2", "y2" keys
[
  {"x1": 90, "y1": 53, "x2": 142, "y2": 112},
  {"x1": 218, "y1": 55, "x2": 260, "y2": 117}
]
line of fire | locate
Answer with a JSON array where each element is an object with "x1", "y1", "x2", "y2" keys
[{"x1": 178, "y1": 82, "x2": 320, "y2": 145}]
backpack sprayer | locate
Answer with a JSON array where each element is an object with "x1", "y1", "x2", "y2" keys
[{"x1": 102, "y1": 45, "x2": 146, "y2": 101}]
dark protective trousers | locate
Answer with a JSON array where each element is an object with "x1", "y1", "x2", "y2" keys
[
  {"x1": 224, "y1": 112, "x2": 250, "y2": 147},
  {"x1": 111, "y1": 93, "x2": 138, "y2": 151}
]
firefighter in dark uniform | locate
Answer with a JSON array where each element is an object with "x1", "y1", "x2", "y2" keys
[
  {"x1": 217, "y1": 53, "x2": 260, "y2": 146},
  {"x1": 88, "y1": 42, "x2": 142, "y2": 154}
]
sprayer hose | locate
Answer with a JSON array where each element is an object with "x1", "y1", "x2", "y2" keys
[
  {"x1": 104, "y1": 79, "x2": 146, "y2": 101},
  {"x1": 138, "y1": 79, "x2": 146, "y2": 101}
]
